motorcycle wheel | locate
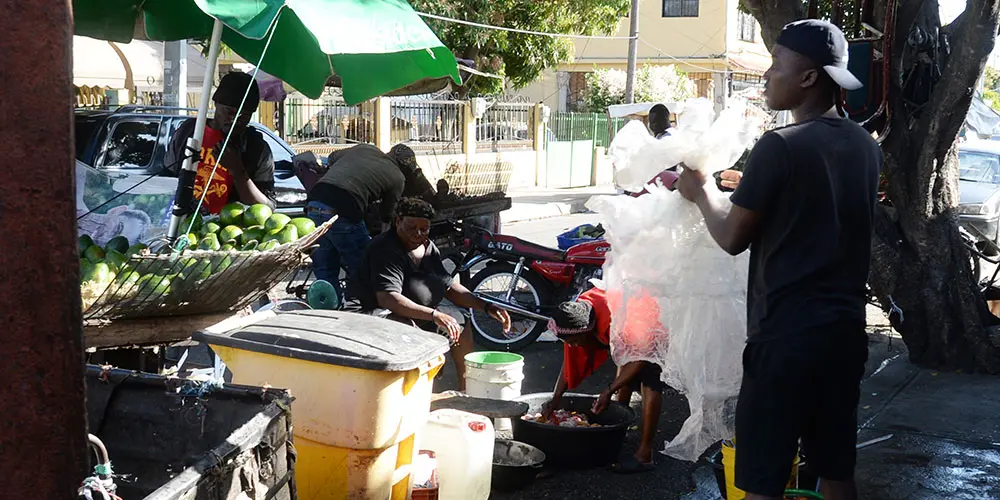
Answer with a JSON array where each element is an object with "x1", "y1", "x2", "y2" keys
[{"x1": 467, "y1": 263, "x2": 552, "y2": 352}]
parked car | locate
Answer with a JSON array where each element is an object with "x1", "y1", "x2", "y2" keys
[
  {"x1": 75, "y1": 106, "x2": 307, "y2": 217},
  {"x1": 958, "y1": 141, "x2": 1000, "y2": 254}
]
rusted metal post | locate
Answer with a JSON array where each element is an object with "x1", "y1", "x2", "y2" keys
[{"x1": 0, "y1": 0, "x2": 88, "y2": 497}]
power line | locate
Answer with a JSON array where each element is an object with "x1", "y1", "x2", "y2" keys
[
  {"x1": 637, "y1": 38, "x2": 731, "y2": 74},
  {"x1": 415, "y1": 11, "x2": 636, "y2": 40}
]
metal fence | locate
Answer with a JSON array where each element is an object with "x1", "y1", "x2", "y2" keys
[
  {"x1": 284, "y1": 97, "x2": 375, "y2": 147},
  {"x1": 549, "y1": 112, "x2": 628, "y2": 148},
  {"x1": 477, "y1": 103, "x2": 534, "y2": 152},
  {"x1": 389, "y1": 99, "x2": 464, "y2": 154}
]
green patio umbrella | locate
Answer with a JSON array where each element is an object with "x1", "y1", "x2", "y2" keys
[
  {"x1": 73, "y1": 0, "x2": 461, "y2": 239},
  {"x1": 73, "y1": 0, "x2": 461, "y2": 103}
]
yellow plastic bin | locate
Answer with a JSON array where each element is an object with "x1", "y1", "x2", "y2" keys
[
  {"x1": 295, "y1": 433, "x2": 419, "y2": 500},
  {"x1": 194, "y1": 310, "x2": 449, "y2": 450},
  {"x1": 721, "y1": 440, "x2": 800, "y2": 500}
]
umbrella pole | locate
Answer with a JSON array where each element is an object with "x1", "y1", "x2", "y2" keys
[{"x1": 167, "y1": 19, "x2": 224, "y2": 241}]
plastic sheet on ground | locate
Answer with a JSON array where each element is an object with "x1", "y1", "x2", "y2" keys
[{"x1": 587, "y1": 98, "x2": 764, "y2": 462}]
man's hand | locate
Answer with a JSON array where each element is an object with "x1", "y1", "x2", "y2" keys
[
  {"x1": 487, "y1": 304, "x2": 512, "y2": 333},
  {"x1": 592, "y1": 387, "x2": 614, "y2": 414},
  {"x1": 217, "y1": 143, "x2": 247, "y2": 178},
  {"x1": 677, "y1": 166, "x2": 707, "y2": 202},
  {"x1": 719, "y1": 169, "x2": 743, "y2": 190},
  {"x1": 432, "y1": 310, "x2": 462, "y2": 344}
]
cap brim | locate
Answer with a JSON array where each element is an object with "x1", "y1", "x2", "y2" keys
[{"x1": 824, "y1": 65, "x2": 863, "y2": 91}]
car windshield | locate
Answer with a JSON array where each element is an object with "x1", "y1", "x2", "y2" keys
[{"x1": 959, "y1": 151, "x2": 1000, "y2": 183}]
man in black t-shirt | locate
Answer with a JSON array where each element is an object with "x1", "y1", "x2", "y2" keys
[
  {"x1": 305, "y1": 143, "x2": 422, "y2": 302},
  {"x1": 677, "y1": 20, "x2": 882, "y2": 500}
]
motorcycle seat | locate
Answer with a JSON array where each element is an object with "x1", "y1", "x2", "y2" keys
[{"x1": 491, "y1": 234, "x2": 566, "y2": 262}]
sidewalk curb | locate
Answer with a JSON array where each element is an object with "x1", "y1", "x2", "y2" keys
[{"x1": 501, "y1": 201, "x2": 591, "y2": 224}]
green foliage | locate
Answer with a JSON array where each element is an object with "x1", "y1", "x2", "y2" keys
[
  {"x1": 581, "y1": 65, "x2": 697, "y2": 112},
  {"x1": 411, "y1": 0, "x2": 630, "y2": 95},
  {"x1": 980, "y1": 67, "x2": 1000, "y2": 113}
]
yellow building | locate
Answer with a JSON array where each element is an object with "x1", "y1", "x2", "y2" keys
[{"x1": 517, "y1": 0, "x2": 771, "y2": 111}]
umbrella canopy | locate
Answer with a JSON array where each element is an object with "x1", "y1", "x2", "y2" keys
[{"x1": 72, "y1": 0, "x2": 461, "y2": 103}]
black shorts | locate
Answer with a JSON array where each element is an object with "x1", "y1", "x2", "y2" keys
[
  {"x1": 627, "y1": 361, "x2": 666, "y2": 393},
  {"x1": 734, "y1": 323, "x2": 868, "y2": 496}
]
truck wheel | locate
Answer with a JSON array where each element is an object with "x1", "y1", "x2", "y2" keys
[{"x1": 467, "y1": 263, "x2": 552, "y2": 352}]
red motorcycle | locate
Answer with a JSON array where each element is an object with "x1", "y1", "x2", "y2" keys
[{"x1": 458, "y1": 228, "x2": 610, "y2": 351}]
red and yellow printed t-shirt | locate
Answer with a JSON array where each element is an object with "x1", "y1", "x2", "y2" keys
[{"x1": 194, "y1": 126, "x2": 235, "y2": 214}]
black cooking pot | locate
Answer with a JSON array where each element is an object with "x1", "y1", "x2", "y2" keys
[
  {"x1": 492, "y1": 439, "x2": 546, "y2": 492},
  {"x1": 512, "y1": 393, "x2": 636, "y2": 468}
]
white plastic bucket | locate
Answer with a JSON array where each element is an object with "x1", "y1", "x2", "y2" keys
[{"x1": 464, "y1": 352, "x2": 525, "y2": 432}]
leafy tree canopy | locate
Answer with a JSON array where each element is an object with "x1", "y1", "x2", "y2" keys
[{"x1": 411, "y1": 0, "x2": 630, "y2": 95}]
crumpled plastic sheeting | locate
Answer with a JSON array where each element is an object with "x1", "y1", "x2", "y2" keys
[
  {"x1": 608, "y1": 98, "x2": 764, "y2": 192},
  {"x1": 587, "y1": 98, "x2": 763, "y2": 462}
]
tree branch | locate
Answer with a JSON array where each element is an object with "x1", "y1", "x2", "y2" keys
[{"x1": 742, "y1": 0, "x2": 803, "y2": 50}]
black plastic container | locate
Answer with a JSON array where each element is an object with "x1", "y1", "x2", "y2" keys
[
  {"x1": 492, "y1": 439, "x2": 546, "y2": 492},
  {"x1": 511, "y1": 393, "x2": 636, "y2": 468},
  {"x1": 85, "y1": 365, "x2": 295, "y2": 500}
]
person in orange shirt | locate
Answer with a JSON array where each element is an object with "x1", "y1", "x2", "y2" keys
[{"x1": 541, "y1": 286, "x2": 666, "y2": 474}]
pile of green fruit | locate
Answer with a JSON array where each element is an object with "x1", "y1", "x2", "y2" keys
[
  {"x1": 79, "y1": 234, "x2": 153, "y2": 310},
  {"x1": 179, "y1": 202, "x2": 316, "y2": 252},
  {"x1": 78, "y1": 203, "x2": 317, "y2": 311}
]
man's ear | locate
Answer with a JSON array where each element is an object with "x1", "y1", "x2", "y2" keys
[{"x1": 800, "y1": 69, "x2": 820, "y2": 89}]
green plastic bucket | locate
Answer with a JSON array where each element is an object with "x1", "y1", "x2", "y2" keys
[{"x1": 465, "y1": 351, "x2": 524, "y2": 367}]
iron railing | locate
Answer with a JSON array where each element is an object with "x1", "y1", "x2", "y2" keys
[
  {"x1": 477, "y1": 103, "x2": 534, "y2": 151},
  {"x1": 549, "y1": 112, "x2": 628, "y2": 148},
  {"x1": 284, "y1": 97, "x2": 376, "y2": 146},
  {"x1": 389, "y1": 99, "x2": 464, "y2": 154}
]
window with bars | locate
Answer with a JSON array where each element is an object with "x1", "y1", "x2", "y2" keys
[
  {"x1": 738, "y1": 11, "x2": 757, "y2": 42},
  {"x1": 662, "y1": 0, "x2": 699, "y2": 18}
]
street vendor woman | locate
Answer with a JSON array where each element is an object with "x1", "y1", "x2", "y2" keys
[
  {"x1": 354, "y1": 197, "x2": 511, "y2": 391},
  {"x1": 164, "y1": 71, "x2": 276, "y2": 213},
  {"x1": 676, "y1": 20, "x2": 881, "y2": 500},
  {"x1": 542, "y1": 285, "x2": 666, "y2": 474}
]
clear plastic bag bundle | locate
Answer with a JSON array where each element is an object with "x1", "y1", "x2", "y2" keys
[
  {"x1": 608, "y1": 98, "x2": 765, "y2": 193},
  {"x1": 587, "y1": 98, "x2": 765, "y2": 462}
]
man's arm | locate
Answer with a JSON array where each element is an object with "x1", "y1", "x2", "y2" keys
[
  {"x1": 692, "y1": 186, "x2": 762, "y2": 256},
  {"x1": 676, "y1": 132, "x2": 789, "y2": 255},
  {"x1": 222, "y1": 145, "x2": 275, "y2": 209},
  {"x1": 379, "y1": 181, "x2": 404, "y2": 223}
]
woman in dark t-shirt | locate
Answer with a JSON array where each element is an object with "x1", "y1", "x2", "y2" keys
[{"x1": 356, "y1": 198, "x2": 511, "y2": 390}]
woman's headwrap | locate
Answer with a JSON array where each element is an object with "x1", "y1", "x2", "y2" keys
[{"x1": 548, "y1": 300, "x2": 595, "y2": 337}]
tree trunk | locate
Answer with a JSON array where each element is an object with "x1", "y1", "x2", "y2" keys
[{"x1": 745, "y1": 0, "x2": 1000, "y2": 372}]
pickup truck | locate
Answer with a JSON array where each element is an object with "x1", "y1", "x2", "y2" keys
[{"x1": 75, "y1": 105, "x2": 307, "y2": 216}]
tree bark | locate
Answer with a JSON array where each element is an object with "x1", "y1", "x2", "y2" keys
[{"x1": 747, "y1": 0, "x2": 1000, "y2": 372}]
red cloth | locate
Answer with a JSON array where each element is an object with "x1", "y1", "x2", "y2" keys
[
  {"x1": 193, "y1": 127, "x2": 235, "y2": 214},
  {"x1": 562, "y1": 288, "x2": 612, "y2": 389},
  {"x1": 561, "y1": 288, "x2": 666, "y2": 389}
]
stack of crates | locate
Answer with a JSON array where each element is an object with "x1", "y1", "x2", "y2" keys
[{"x1": 195, "y1": 310, "x2": 450, "y2": 500}]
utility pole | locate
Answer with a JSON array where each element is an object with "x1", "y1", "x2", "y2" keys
[
  {"x1": 624, "y1": 0, "x2": 640, "y2": 104},
  {"x1": 164, "y1": 40, "x2": 188, "y2": 109}
]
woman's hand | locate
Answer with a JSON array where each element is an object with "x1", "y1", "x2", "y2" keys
[
  {"x1": 719, "y1": 169, "x2": 743, "y2": 190},
  {"x1": 432, "y1": 310, "x2": 462, "y2": 343},
  {"x1": 592, "y1": 387, "x2": 614, "y2": 414},
  {"x1": 487, "y1": 304, "x2": 512, "y2": 333},
  {"x1": 541, "y1": 398, "x2": 560, "y2": 420}
]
